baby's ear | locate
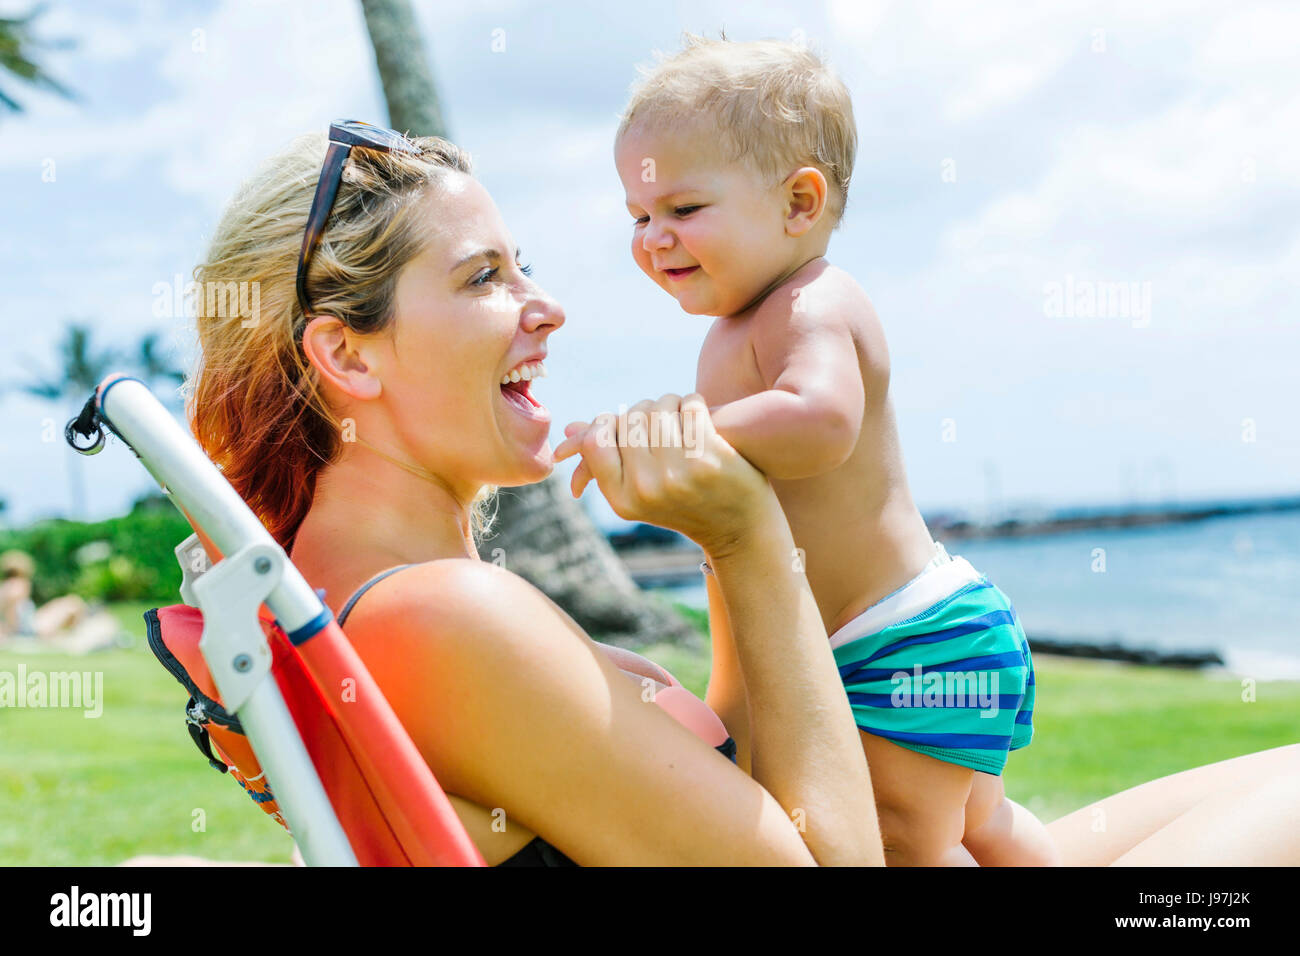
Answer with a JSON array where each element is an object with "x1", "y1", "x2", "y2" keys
[{"x1": 783, "y1": 166, "x2": 828, "y2": 237}]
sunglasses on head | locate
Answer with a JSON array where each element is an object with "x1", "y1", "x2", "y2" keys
[{"x1": 296, "y1": 119, "x2": 422, "y2": 318}]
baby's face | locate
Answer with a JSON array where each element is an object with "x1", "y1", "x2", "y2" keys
[{"x1": 616, "y1": 123, "x2": 794, "y2": 317}]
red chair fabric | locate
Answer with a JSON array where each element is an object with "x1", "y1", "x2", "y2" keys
[{"x1": 150, "y1": 603, "x2": 485, "y2": 866}]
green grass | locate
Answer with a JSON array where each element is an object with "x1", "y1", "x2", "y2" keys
[
  {"x1": 2, "y1": 603, "x2": 1297, "y2": 863},
  {"x1": 0, "y1": 602, "x2": 294, "y2": 865},
  {"x1": 995, "y1": 656, "x2": 1299, "y2": 821}
]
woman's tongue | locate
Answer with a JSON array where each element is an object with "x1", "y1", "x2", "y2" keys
[
  {"x1": 499, "y1": 379, "x2": 535, "y2": 408},
  {"x1": 501, "y1": 378, "x2": 542, "y2": 413}
]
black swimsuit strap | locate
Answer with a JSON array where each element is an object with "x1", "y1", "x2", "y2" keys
[{"x1": 336, "y1": 564, "x2": 417, "y2": 628}]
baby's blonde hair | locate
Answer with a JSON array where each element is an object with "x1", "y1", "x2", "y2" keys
[{"x1": 617, "y1": 33, "x2": 858, "y2": 226}]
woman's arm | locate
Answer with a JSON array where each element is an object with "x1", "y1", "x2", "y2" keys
[
  {"x1": 349, "y1": 559, "x2": 832, "y2": 864},
  {"x1": 703, "y1": 490, "x2": 882, "y2": 865},
  {"x1": 703, "y1": 567, "x2": 751, "y2": 773}
]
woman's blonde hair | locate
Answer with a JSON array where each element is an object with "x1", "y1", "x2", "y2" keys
[
  {"x1": 617, "y1": 33, "x2": 858, "y2": 225},
  {"x1": 185, "y1": 130, "x2": 496, "y2": 551}
]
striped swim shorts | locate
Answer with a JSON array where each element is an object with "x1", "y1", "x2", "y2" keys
[{"x1": 830, "y1": 543, "x2": 1035, "y2": 776}]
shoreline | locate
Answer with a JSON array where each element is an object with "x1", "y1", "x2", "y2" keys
[
  {"x1": 1025, "y1": 634, "x2": 1222, "y2": 669},
  {"x1": 1025, "y1": 642, "x2": 1300, "y2": 681},
  {"x1": 930, "y1": 494, "x2": 1300, "y2": 541}
]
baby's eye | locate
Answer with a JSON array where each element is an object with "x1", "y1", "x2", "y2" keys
[
  {"x1": 675, "y1": 205, "x2": 701, "y2": 217},
  {"x1": 632, "y1": 215, "x2": 649, "y2": 226},
  {"x1": 518, "y1": 261, "x2": 534, "y2": 277}
]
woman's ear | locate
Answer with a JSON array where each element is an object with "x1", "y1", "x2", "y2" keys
[
  {"x1": 783, "y1": 166, "x2": 829, "y2": 238},
  {"x1": 301, "y1": 315, "x2": 382, "y2": 400}
]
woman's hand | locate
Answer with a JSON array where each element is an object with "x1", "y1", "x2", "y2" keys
[{"x1": 553, "y1": 393, "x2": 775, "y2": 560}]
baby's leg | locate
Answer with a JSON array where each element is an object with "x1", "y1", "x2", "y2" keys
[
  {"x1": 859, "y1": 730, "x2": 977, "y2": 866},
  {"x1": 962, "y1": 773, "x2": 1061, "y2": 866},
  {"x1": 961, "y1": 771, "x2": 1004, "y2": 839}
]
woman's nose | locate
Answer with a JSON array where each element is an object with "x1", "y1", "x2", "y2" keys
[{"x1": 521, "y1": 287, "x2": 565, "y2": 333}]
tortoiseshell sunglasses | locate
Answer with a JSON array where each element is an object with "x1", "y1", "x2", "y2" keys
[{"x1": 295, "y1": 119, "x2": 421, "y2": 317}]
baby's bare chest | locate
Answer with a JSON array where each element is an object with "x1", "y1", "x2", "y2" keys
[{"x1": 695, "y1": 321, "x2": 767, "y2": 405}]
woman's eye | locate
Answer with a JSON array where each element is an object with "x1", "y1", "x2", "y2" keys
[{"x1": 471, "y1": 262, "x2": 533, "y2": 286}]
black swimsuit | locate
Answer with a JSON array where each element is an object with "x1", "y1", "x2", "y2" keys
[{"x1": 336, "y1": 564, "x2": 736, "y2": 867}]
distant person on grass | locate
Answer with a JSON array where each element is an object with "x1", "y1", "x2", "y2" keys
[{"x1": 0, "y1": 550, "x2": 120, "y2": 649}]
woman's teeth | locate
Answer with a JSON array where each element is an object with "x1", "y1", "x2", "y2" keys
[{"x1": 501, "y1": 361, "x2": 547, "y2": 385}]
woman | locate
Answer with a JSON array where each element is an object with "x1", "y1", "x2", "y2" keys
[
  {"x1": 186, "y1": 123, "x2": 1298, "y2": 865},
  {"x1": 0, "y1": 549, "x2": 119, "y2": 649}
]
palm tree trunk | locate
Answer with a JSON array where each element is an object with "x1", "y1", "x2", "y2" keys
[
  {"x1": 358, "y1": 0, "x2": 694, "y2": 647},
  {"x1": 358, "y1": 0, "x2": 447, "y2": 138},
  {"x1": 480, "y1": 482, "x2": 698, "y2": 647}
]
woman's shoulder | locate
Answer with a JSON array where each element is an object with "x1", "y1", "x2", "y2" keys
[{"x1": 338, "y1": 558, "x2": 581, "y2": 656}]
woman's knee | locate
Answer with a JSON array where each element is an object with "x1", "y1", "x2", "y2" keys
[{"x1": 1113, "y1": 769, "x2": 1300, "y2": 866}]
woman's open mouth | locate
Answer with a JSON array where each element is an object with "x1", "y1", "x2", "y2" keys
[
  {"x1": 499, "y1": 361, "x2": 551, "y2": 423},
  {"x1": 664, "y1": 266, "x2": 700, "y2": 281}
]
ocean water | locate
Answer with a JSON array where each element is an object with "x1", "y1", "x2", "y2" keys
[{"x1": 652, "y1": 510, "x2": 1300, "y2": 679}]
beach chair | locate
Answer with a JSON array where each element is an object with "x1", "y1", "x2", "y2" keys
[{"x1": 66, "y1": 374, "x2": 485, "y2": 866}]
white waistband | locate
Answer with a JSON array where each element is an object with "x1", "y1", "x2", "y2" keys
[{"x1": 827, "y1": 549, "x2": 984, "y2": 650}]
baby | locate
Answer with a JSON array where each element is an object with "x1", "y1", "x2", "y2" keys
[{"x1": 610, "y1": 36, "x2": 1059, "y2": 866}]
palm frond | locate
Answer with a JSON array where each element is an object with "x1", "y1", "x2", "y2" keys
[{"x1": 0, "y1": 4, "x2": 77, "y2": 114}]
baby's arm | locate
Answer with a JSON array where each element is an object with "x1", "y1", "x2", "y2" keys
[{"x1": 706, "y1": 298, "x2": 865, "y2": 480}]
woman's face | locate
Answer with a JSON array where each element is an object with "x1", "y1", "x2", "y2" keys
[{"x1": 364, "y1": 173, "x2": 564, "y2": 496}]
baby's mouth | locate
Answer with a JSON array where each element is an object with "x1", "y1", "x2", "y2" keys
[{"x1": 664, "y1": 266, "x2": 700, "y2": 281}]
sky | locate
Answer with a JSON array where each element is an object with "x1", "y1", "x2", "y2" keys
[{"x1": 0, "y1": 0, "x2": 1297, "y2": 530}]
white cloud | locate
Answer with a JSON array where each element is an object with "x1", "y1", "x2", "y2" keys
[
  {"x1": 943, "y1": 56, "x2": 1063, "y2": 124},
  {"x1": 0, "y1": 0, "x2": 379, "y2": 211},
  {"x1": 1200, "y1": 2, "x2": 1300, "y2": 67}
]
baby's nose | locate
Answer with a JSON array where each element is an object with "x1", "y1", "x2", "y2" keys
[{"x1": 642, "y1": 222, "x2": 674, "y2": 252}]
